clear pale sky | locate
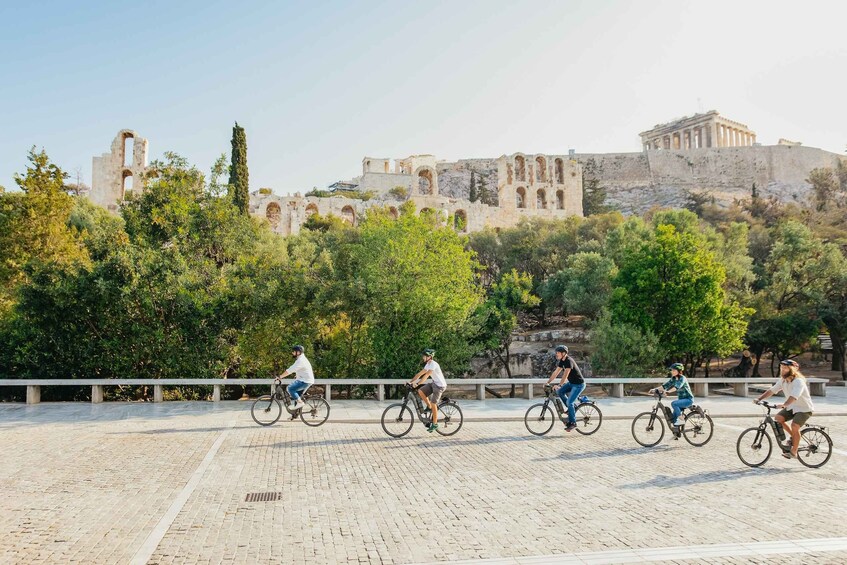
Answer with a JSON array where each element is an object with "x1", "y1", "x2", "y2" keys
[{"x1": 1, "y1": 0, "x2": 845, "y2": 194}]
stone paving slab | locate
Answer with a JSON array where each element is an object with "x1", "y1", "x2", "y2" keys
[{"x1": 0, "y1": 399, "x2": 844, "y2": 564}]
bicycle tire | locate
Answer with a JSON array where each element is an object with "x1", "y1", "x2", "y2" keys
[
  {"x1": 682, "y1": 411, "x2": 714, "y2": 447},
  {"x1": 574, "y1": 403, "x2": 602, "y2": 436},
  {"x1": 736, "y1": 427, "x2": 772, "y2": 467},
  {"x1": 381, "y1": 403, "x2": 415, "y2": 438},
  {"x1": 631, "y1": 411, "x2": 664, "y2": 447},
  {"x1": 251, "y1": 395, "x2": 283, "y2": 426},
  {"x1": 524, "y1": 403, "x2": 556, "y2": 436},
  {"x1": 300, "y1": 397, "x2": 330, "y2": 427},
  {"x1": 797, "y1": 427, "x2": 833, "y2": 469},
  {"x1": 435, "y1": 402, "x2": 463, "y2": 436}
]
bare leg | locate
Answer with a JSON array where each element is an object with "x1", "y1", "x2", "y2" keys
[
  {"x1": 775, "y1": 415, "x2": 791, "y2": 441},
  {"x1": 790, "y1": 423, "x2": 801, "y2": 457},
  {"x1": 431, "y1": 404, "x2": 438, "y2": 424}
]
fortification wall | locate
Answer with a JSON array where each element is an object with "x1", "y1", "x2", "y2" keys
[{"x1": 578, "y1": 145, "x2": 845, "y2": 214}]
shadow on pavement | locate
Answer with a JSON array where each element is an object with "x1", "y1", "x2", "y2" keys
[
  {"x1": 619, "y1": 466, "x2": 801, "y2": 490},
  {"x1": 534, "y1": 444, "x2": 672, "y2": 462}
]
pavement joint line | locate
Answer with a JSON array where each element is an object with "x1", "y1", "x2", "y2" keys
[
  {"x1": 716, "y1": 422, "x2": 847, "y2": 457},
  {"x1": 408, "y1": 536, "x2": 847, "y2": 564},
  {"x1": 129, "y1": 419, "x2": 235, "y2": 565}
]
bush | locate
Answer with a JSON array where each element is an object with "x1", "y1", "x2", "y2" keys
[{"x1": 590, "y1": 312, "x2": 666, "y2": 377}]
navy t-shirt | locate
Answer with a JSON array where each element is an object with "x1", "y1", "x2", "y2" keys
[{"x1": 557, "y1": 356, "x2": 584, "y2": 385}]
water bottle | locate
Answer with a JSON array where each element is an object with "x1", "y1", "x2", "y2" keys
[{"x1": 775, "y1": 424, "x2": 786, "y2": 442}]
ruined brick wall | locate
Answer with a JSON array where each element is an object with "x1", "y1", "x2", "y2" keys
[{"x1": 436, "y1": 159, "x2": 500, "y2": 205}]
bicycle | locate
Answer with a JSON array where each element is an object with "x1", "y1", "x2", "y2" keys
[
  {"x1": 380, "y1": 384, "x2": 463, "y2": 437},
  {"x1": 631, "y1": 390, "x2": 714, "y2": 447},
  {"x1": 736, "y1": 401, "x2": 833, "y2": 468},
  {"x1": 250, "y1": 380, "x2": 330, "y2": 427},
  {"x1": 524, "y1": 384, "x2": 602, "y2": 436}
]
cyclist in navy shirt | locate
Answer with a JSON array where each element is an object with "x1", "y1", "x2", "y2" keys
[{"x1": 546, "y1": 345, "x2": 585, "y2": 431}]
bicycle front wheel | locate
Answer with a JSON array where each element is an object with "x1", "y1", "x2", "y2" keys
[
  {"x1": 797, "y1": 427, "x2": 833, "y2": 469},
  {"x1": 300, "y1": 397, "x2": 330, "y2": 427},
  {"x1": 435, "y1": 402, "x2": 463, "y2": 436},
  {"x1": 631, "y1": 412, "x2": 664, "y2": 447},
  {"x1": 682, "y1": 411, "x2": 714, "y2": 447},
  {"x1": 736, "y1": 427, "x2": 772, "y2": 467},
  {"x1": 574, "y1": 403, "x2": 602, "y2": 436},
  {"x1": 381, "y1": 403, "x2": 415, "y2": 438},
  {"x1": 524, "y1": 403, "x2": 556, "y2": 436},
  {"x1": 251, "y1": 395, "x2": 283, "y2": 426}
]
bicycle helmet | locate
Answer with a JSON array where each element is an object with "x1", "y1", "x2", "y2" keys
[
  {"x1": 555, "y1": 345, "x2": 568, "y2": 354},
  {"x1": 422, "y1": 348, "x2": 435, "y2": 357},
  {"x1": 292, "y1": 345, "x2": 305, "y2": 354},
  {"x1": 779, "y1": 359, "x2": 799, "y2": 368},
  {"x1": 669, "y1": 363, "x2": 685, "y2": 372}
]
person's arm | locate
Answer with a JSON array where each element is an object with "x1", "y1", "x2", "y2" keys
[
  {"x1": 410, "y1": 369, "x2": 432, "y2": 385},
  {"x1": 755, "y1": 381, "x2": 781, "y2": 403},
  {"x1": 780, "y1": 395, "x2": 798, "y2": 409},
  {"x1": 558, "y1": 368, "x2": 571, "y2": 386},
  {"x1": 546, "y1": 367, "x2": 561, "y2": 384},
  {"x1": 652, "y1": 377, "x2": 674, "y2": 394}
]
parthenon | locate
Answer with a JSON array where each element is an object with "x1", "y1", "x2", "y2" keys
[{"x1": 640, "y1": 110, "x2": 756, "y2": 151}]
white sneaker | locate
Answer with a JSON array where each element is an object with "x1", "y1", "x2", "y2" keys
[
  {"x1": 294, "y1": 399, "x2": 307, "y2": 410},
  {"x1": 289, "y1": 402, "x2": 299, "y2": 411}
]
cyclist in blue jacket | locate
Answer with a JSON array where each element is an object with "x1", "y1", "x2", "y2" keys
[{"x1": 650, "y1": 363, "x2": 694, "y2": 427}]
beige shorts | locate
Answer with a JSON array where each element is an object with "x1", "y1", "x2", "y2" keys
[
  {"x1": 778, "y1": 409, "x2": 812, "y2": 426},
  {"x1": 420, "y1": 383, "x2": 445, "y2": 404}
]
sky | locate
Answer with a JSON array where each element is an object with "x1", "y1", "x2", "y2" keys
[{"x1": 1, "y1": 0, "x2": 845, "y2": 194}]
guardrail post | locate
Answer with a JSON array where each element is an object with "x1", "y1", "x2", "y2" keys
[
  {"x1": 26, "y1": 385, "x2": 41, "y2": 405},
  {"x1": 153, "y1": 385, "x2": 163, "y2": 403},
  {"x1": 809, "y1": 381, "x2": 826, "y2": 397},
  {"x1": 213, "y1": 385, "x2": 221, "y2": 402},
  {"x1": 733, "y1": 382, "x2": 747, "y2": 397},
  {"x1": 610, "y1": 383, "x2": 624, "y2": 398},
  {"x1": 693, "y1": 382, "x2": 708, "y2": 397},
  {"x1": 523, "y1": 383, "x2": 533, "y2": 400},
  {"x1": 476, "y1": 384, "x2": 485, "y2": 400},
  {"x1": 91, "y1": 385, "x2": 104, "y2": 404},
  {"x1": 377, "y1": 384, "x2": 385, "y2": 401},
  {"x1": 325, "y1": 385, "x2": 331, "y2": 401}
]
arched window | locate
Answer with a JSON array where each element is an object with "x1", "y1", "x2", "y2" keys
[
  {"x1": 417, "y1": 169, "x2": 434, "y2": 195},
  {"x1": 515, "y1": 156, "x2": 526, "y2": 182},
  {"x1": 454, "y1": 210, "x2": 467, "y2": 232},
  {"x1": 516, "y1": 187, "x2": 526, "y2": 209},
  {"x1": 537, "y1": 189, "x2": 547, "y2": 209},
  {"x1": 122, "y1": 170, "x2": 133, "y2": 197},
  {"x1": 305, "y1": 203, "x2": 318, "y2": 218},
  {"x1": 555, "y1": 159, "x2": 564, "y2": 184},
  {"x1": 122, "y1": 132, "x2": 134, "y2": 168},
  {"x1": 341, "y1": 205, "x2": 356, "y2": 225},
  {"x1": 535, "y1": 156, "x2": 546, "y2": 182},
  {"x1": 556, "y1": 190, "x2": 564, "y2": 210},
  {"x1": 266, "y1": 202, "x2": 282, "y2": 227}
]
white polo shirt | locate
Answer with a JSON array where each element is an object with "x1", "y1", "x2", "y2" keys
[
  {"x1": 769, "y1": 377, "x2": 814, "y2": 413},
  {"x1": 425, "y1": 360, "x2": 447, "y2": 389},
  {"x1": 286, "y1": 354, "x2": 314, "y2": 384}
]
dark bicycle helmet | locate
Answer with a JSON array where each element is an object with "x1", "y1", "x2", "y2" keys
[
  {"x1": 422, "y1": 348, "x2": 435, "y2": 357},
  {"x1": 669, "y1": 363, "x2": 685, "y2": 372},
  {"x1": 292, "y1": 345, "x2": 305, "y2": 353},
  {"x1": 555, "y1": 345, "x2": 569, "y2": 354},
  {"x1": 780, "y1": 359, "x2": 799, "y2": 368}
]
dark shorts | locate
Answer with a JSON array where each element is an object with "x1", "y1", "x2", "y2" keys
[
  {"x1": 778, "y1": 409, "x2": 812, "y2": 426},
  {"x1": 420, "y1": 383, "x2": 446, "y2": 404}
]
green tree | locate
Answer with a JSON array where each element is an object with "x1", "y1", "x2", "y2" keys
[
  {"x1": 541, "y1": 252, "x2": 617, "y2": 319},
  {"x1": 590, "y1": 312, "x2": 666, "y2": 377},
  {"x1": 228, "y1": 122, "x2": 249, "y2": 214},
  {"x1": 469, "y1": 171, "x2": 478, "y2": 202}
]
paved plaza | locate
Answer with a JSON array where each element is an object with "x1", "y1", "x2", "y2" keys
[{"x1": 1, "y1": 391, "x2": 846, "y2": 564}]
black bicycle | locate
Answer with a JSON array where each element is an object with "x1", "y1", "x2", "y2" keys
[
  {"x1": 380, "y1": 384, "x2": 463, "y2": 437},
  {"x1": 736, "y1": 401, "x2": 833, "y2": 468},
  {"x1": 631, "y1": 390, "x2": 714, "y2": 447},
  {"x1": 250, "y1": 381, "x2": 330, "y2": 427},
  {"x1": 524, "y1": 384, "x2": 602, "y2": 436}
]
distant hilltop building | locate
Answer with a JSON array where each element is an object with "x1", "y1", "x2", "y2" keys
[{"x1": 640, "y1": 111, "x2": 756, "y2": 151}]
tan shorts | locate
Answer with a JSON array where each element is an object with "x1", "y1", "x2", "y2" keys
[
  {"x1": 778, "y1": 409, "x2": 812, "y2": 426},
  {"x1": 420, "y1": 383, "x2": 445, "y2": 404}
]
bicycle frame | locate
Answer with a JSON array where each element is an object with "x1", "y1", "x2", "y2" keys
[
  {"x1": 646, "y1": 392, "x2": 685, "y2": 437},
  {"x1": 540, "y1": 387, "x2": 591, "y2": 423},
  {"x1": 401, "y1": 385, "x2": 448, "y2": 424},
  {"x1": 753, "y1": 403, "x2": 826, "y2": 454},
  {"x1": 273, "y1": 382, "x2": 315, "y2": 417}
]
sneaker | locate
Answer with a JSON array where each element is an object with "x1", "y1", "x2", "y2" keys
[
  {"x1": 565, "y1": 422, "x2": 576, "y2": 432},
  {"x1": 294, "y1": 400, "x2": 306, "y2": 411},
  {"x1": 427, "y1": 423, "x2": 439, "y2": 433},
  {"x1": 288, "y1": 402, "x2": 299, "y2": 411}
]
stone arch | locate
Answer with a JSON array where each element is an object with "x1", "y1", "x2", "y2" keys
[
  {"x1": 415, "y1": 167, "x2": 436, "y2": 196},
  {"x1": 341, "y1": 205, "x2": 356, "y2": 225},
  {"x1": 516, "y1": 186, "x2": 526, "y2": 209},
  {"x1": 556, "y1": 190, "x2": 564, "y2": 210},
  {"x1": 454, "y1": 209, "x2": 467, "y2": 232},
  {"x1": 420, "y1": 207, "x2": 433, "y2": 216},
  {"x1": 514, "y1": 155, "x2": 526, "y2": 182},
  {"x1": 555, "y1": 158, "x2": 564, "y2": 184},
  {"x1": 122, "y1": 169, "x2": 133, "y2": 195},
  {"x1": 365, "y1": 159, "x2": 371, "y2": 171},
  {"x1": 535, "y1": 156, "x2": 547, "y2": 182},
  {"x1": 305, "y1": 203, "x2": 319, "y2": 217},
  {"x1": 388, "y1": 206, "x2": 399, "y2": 219},
  {"x1": 122, "y1": 131, "x2": 135, "y2": 168},
  {"x1": 265, "y1": 202, "x2": 282, "y2": 227},
  {"x1": 537, "y1": 189, "x2": 547, "y2": 209}
]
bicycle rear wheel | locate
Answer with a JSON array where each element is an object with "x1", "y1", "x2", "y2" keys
[
  {"x1": 300, "y1": 397, "x2": 330, "y2": 427},
  {"x1": 251, "y1": 395, "x2": 283, "y2": 426},
  {"x1": 736, "y1": 427, "x2": 772, "y2": 467},
  {"x1": 524, "y1": 403, "x2": 556, "y2": 436},
  {"x1": 682, "y1": 411, "x2": 714, "y2": 446},
  {"x1": 435, "y1": 402, "x2": 463, "y2": 436},
  {"x1": 381, "y1": 403, "x2": 415, "y2": 438},
  {"x1": 631, "y1": 412, "x2": 664, "y2": 447},
  {"x1": 574, "y1": 403, "x2": 602, "y2": 436},
  {"x1": 797, "y1": 427, "x2": 833, "y2": 468}
]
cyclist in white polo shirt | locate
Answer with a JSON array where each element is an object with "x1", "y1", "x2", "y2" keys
[
  {"x1": 275, "y1": 345, "x2": 314, "y2": 411},
  {"x1": 754, "y1": 359, "x2": 815, "y2": 460},
  {"x1": 409, "y1": 348, "x2": 446, "y2": 433}
]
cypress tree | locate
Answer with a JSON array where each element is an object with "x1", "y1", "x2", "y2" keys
[
  {"x1": 469, "y1": 171, "x2": 478, "y2": 202},
  {"x1": 229, "y1": 122, "x2": 249, "y2": 214}
]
